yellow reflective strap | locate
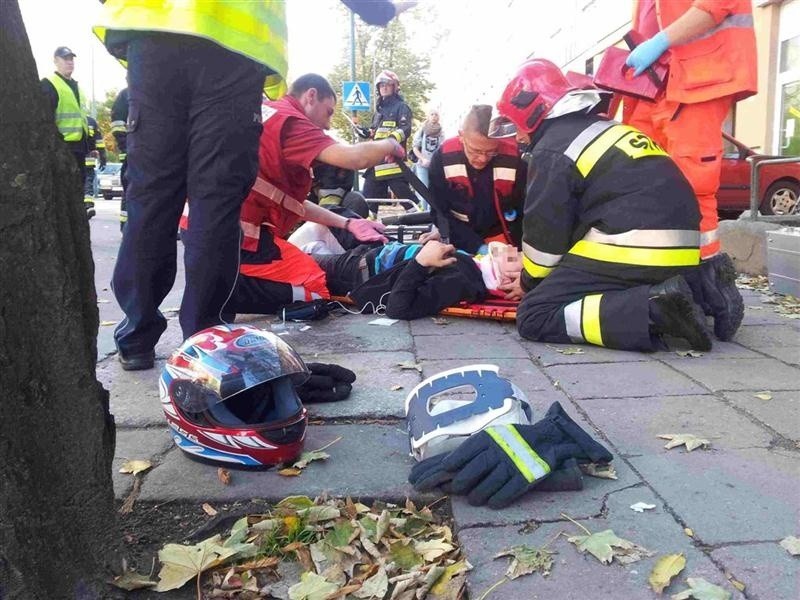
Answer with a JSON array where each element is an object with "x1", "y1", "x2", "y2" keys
[
  {"x1": 582, "y1": 294, "x2": 604, "y2": 346},
  {"x1": 569, "y1": 240, "x2": 700, "y2": 267},
  {"x1": 486, "y1": 425, "x2": 551, "y2": 483},
  {"x1": 575, "y1": 125, "x2": 632, "y2": 177},
  {"x1": 523, "y1": 255, "x2": 554, "y2": 279}
]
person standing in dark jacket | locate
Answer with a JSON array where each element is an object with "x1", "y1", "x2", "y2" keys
[
  {"x1": 358, "y1": 70, "x2": 416, "y2": 202},
  {"x1": 423, "y1": 104, "x2": 526, "y2": 256},
  {"x1": 110, "y1": 86, "x2": 129, "y2": 231},
  {"x1": 41, "y1": 46, "x2": 88, "y2": 181},
  {"x1": 491, "y1": 59, "x2": 717, "y2": 353},
  {"x1": 84, "y1": 115, "x2": 106, "y2": 216}
]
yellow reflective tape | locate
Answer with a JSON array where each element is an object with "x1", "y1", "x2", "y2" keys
[
  {"x1": 575, "y1": 125, "x2": 632, "y2": 177},
  {"x1": 582, "y1": 294, "x2": 604, "y2": 346},
  {"x1": 486, "y1": 425, "x2": 550, "y2": 483},
  {"x1": 523, "y1": 255, "x2": 554, "y2": 279},
  {"x1": 613, "y1": 131, "x2": 667, "y2": 160},
  {"x1": 569, "y1": 240, "x2": 700, "y2": 267}
]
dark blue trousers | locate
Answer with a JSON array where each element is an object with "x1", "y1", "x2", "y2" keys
[{"x1": 112, "y1": 33, "x2": 266, "y2": 356}]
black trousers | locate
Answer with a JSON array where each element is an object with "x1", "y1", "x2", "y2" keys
[{"x1": 112, "y1": 33, "x2": 266, "y2": 355}]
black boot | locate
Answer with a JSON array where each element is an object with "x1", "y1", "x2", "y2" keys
[
  {"x1": 699, "y1": 253, "x2": 744, "y2": 341},
  {"x1": 649, "y1": 276, "x2": 712, "y2": 351}
]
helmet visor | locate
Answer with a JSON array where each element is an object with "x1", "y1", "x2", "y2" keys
[{"x1": 488, "y1": 115, "x2": 518, "y2": 139}]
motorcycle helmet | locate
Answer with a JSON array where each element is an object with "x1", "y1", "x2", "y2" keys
[
  {"x1": 159, "y1": 324, "x2": 310, "y2": 468},
  {"x1": 405, "y1": 364, "x2": 533, "y2": 461}
]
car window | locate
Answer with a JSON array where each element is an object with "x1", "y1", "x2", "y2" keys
[{"x1": 722, "y1": 137, "x2": 739, "y2": 159}]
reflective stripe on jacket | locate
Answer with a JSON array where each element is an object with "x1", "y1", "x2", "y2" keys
[
  {"x1": 94, "y1": 0, "x2": 288, "y2": 98},
  {"x1": 46, "y1": 74, "x2": 87, "y2": 142},
  {"x1": 634, "y1": 0, "x2": 757, "y2": 104}
]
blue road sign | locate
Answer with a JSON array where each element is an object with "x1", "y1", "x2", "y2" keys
[{"x1": 343, "y1": 81, "x2": 371, "y2": 111}]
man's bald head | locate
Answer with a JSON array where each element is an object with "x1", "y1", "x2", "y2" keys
[{"x1": 459, "y1": 104, "x2": 499, "y2": 170}]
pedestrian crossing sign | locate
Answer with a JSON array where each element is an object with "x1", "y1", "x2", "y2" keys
[{"x1": 343, "y1": 81, "x2": 371, "y2": 111}]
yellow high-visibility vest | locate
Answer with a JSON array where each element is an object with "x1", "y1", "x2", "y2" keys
[
  {"x1": 93, "y1": 0, "x2": 287, "y2": 99},
  {"x1": 46, "y1": 74, "x2": 88, "y2": 142}
]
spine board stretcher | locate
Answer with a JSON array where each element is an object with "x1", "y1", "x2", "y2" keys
[{"x1": 330, "y1": 295, "x2": 518, "y2": 322}]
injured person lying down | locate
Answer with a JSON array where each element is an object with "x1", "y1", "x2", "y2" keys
[{"x1": 224, "y1": 219, "x2": 524, "y2": 321}]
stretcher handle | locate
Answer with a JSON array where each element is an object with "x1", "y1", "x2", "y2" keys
[{"x1": 392, "y1": 158, "x2": 451, "y2": 244}]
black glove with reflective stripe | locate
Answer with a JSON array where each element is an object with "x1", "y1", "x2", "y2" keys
[
  {"x1": 408, "y1": 402, "x2": 612, "y2": 508},
  {"x1": 296, "y1": 363, "x2": 356, "y2": 404}
]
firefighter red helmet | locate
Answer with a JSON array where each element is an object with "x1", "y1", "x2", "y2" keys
[{"x1": 494, "y1": 59, "x2": 578, "y2": 137}]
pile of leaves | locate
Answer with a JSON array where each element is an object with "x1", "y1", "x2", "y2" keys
[
  {"x1": 114, "y1": 495, "x2": 469, "y2": 599},
  {"x1": 736, "y1": 275, "x2": 800, "y2": 319}
]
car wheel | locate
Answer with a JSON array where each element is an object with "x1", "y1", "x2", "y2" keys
[{"x1": 760, "y1": 180, "x2": 799, "y2": 215}]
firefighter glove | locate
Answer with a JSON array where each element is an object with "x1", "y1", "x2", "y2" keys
[
  {"x1": 296, "y1": 363, "x2": 356, "y2": 403},
  {"x1": 408, "y1": 401, "x2": 612, "y2": 508},
  {"x1": 626, "y1": 31, "x2": 670, "y2": 76}
]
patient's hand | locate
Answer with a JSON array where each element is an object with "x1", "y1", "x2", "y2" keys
[
  {"x1": 415, "y1": 241, "x2": 457, "y2": 269},
  {"x1": 498, "y1": 274, "x2": 524, "y2": 300}
]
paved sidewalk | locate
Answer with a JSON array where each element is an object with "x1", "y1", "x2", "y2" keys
[{"x1": 101, "y1": 288, "x2": 800, "y2": 599}]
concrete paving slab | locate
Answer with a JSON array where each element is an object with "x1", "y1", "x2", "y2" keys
[
  {"x1": 545, "y1": 362, "x2": 707, "y2": 399},
  {"x1": 711, "y1": 543, "x2": 800, "y2": 600},
  {"x1": 113, "y1": 428, "x2": 174, "y2": 497},
  {"x1": 740, "y1": 305, "x2": 796, "y2": 326},
  {"x1": 655, "y1": 341, "x2": 762, "y2": 361},
  {"x1": 630, "y1": 448, "x2": 800, "y2": 544},
  {"x1": 578, "y1": 395, "x2": 774, "y2": 456},
  {"x1": 519, "y1": 340, "x2": 653, "y2": 367},
  {"x1": 733, "y1": 324, "x2": 800, "y2": 349},
  {"x1": 271, "y1": 313, "x2": 414, "y2": 355},
  {"x1": 409, "y1": 316, "x2": 514, "y2": 336},
  {"x1": 136, "y1": 424, "x2": 432, "y2": 504},
  {"x1": 753, "y1": 345, "x2": 800, "y2": 366},
  {"x1": 665, "y1": 357, "x2": 800, "y2": 392},
  {"x1": 303, "y1": 351, "x2": 421, "y2": 420},
  {"x1": 458, "y1": 486, "x2": 739, "y2": 600},
  {"x1": 99, "y1": 358, "x2": 167, "y2": 427},
  {"x1": 722, "y1": 390, "x2": 800, "y2": 441},
  {"x1": 414, "y1": 332, "x2": 529, "y2": 360}
]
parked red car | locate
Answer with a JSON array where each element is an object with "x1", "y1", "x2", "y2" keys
[{"x1": 718, "y1": 132, "x2": 799, "y2": 216}]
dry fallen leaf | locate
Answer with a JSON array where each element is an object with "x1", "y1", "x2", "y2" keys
[
  {"x1": 155, "y1": 535, "x2": 238, "y2": 592},
  {"x1": 100, "y1": 320, "x2": 118, "y2": 326},
  {"x1": 630, "y1": 502, "x2": 656, "y2": 513},
  {"x1": 684, "y1": 528, "x2": 694, "y2": 538},
  {"x1": 390, "y1": 384, "x2": 404, "y2": 391},
  {"x1": 658, "y1": 433, "x2": 711, "y2": 452},
  {"x1": 754, "y1": 391, "x2": 773, "y2": 401},
  {"x1": 202, "y1": 503, "x2": 218, "y2": 516},
  {"x1": 396, "y1": 360, "x2": 423, "y2": 372},
  {"x1": 109, "y1": 570, "x2": 157, "y2": 591},
  {"x1": 580, "y1": 462, "x2": 618, "y2": 480},
  {"x1": 431, "y1": 317, "x2": 449, "y2": 326},
  {"x1": 567, "y1": 528, "x2": 652, "y2": 565},
  {"x1": 119, "y1": 459, "x2": 153, "y2": 476},
  {"x1": 494, "y1": 545, "x2": 555, "y2": 579},
  {"x1": 278, "y1": 467, "x2": 303, "y2": 477},
  {"x1": 779, "y1": 535, "x2": 800, "y2": 556},
  {"x1": 546, "y1": 345, "x2": 585, "y2": 355},
  {"x1": 649, "y1": 553, "x2": 686, "y2": 594},
  {"x1": 675, "y1": 350, "x2": 704, "y2": 358},
  {"x1": 217, "y1": 468, "x2": 231, "y2": 485},
  {"x1": 670, "y1": 577, "x2": 731, "y2": 600}
]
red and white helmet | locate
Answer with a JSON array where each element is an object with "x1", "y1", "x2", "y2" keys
[
  {"x1": 375, "y1": 69, "x2": 400, "y2": 89},
  {"x1": 492, "y1": 59, "x2": 578, "y2": 138},
  {"x1": 159, "y1": 324, "x2": 310, "y2": 468}
]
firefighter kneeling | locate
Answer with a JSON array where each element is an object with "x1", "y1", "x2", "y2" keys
[{"x1": 490, "y1": 59, "x2": 742, "y2": 352}]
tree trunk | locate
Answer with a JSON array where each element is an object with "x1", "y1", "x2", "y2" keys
[{"x1": 0, "y1": 2, "x2": 118, "y2": 597}]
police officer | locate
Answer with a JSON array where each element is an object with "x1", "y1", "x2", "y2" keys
[
  {"x1": 110, "y1": 87, "x2": 128, "y2": 231},
  {"x1": 94, "y1": 1, "x2": 288, "y2": 370},
  {"x1": 422, "y1": 104, "x2": 526, "y2": 257},
  {"x1": 41, "y1": 46, "x2": 89, "y2": 181},
  {"x1": 358, "y1": 70, "x2": 416, "y2": 202},
  {"x1": 491, "y1": 59, "x2": 714, "y2": 352},
  {"x1": 84, "y1": 115, "x2": 106, "y2": 217}
]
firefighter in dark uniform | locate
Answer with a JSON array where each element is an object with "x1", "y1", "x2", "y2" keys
[
  {"x1": 41, "y1": 46, "x2": 89, "y2": 188},
  {"x1": 357, "y1": 70, "x2": 416, "y2": 201},
  {"x1": 491, "y1": 59, "x2": 715, "y2": 352},
  {"x1": 84, "y1": 115, "x2": 106, "y2": 217},
  {"x1": 110, "y1": 87, "x2": 129, "y2": 231},
  {"x1": 424, "y1": 104, "x2": 526, "y2": 254}
]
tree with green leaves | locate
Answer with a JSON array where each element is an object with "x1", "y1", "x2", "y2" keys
[
  {"x1": 92, "y1": 89, "x2": 121, "y2": 162},
  {"x1": 328, "y1": 8, "x2": 435, "y2": 142}
]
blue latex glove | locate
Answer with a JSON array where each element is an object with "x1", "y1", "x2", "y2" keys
[
  {"x1": 476, "y1": 244, "x2": 489, "y2": 256},
  {"x1": 626, "y1": 31, "x2": 670, "y2": 76}
]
